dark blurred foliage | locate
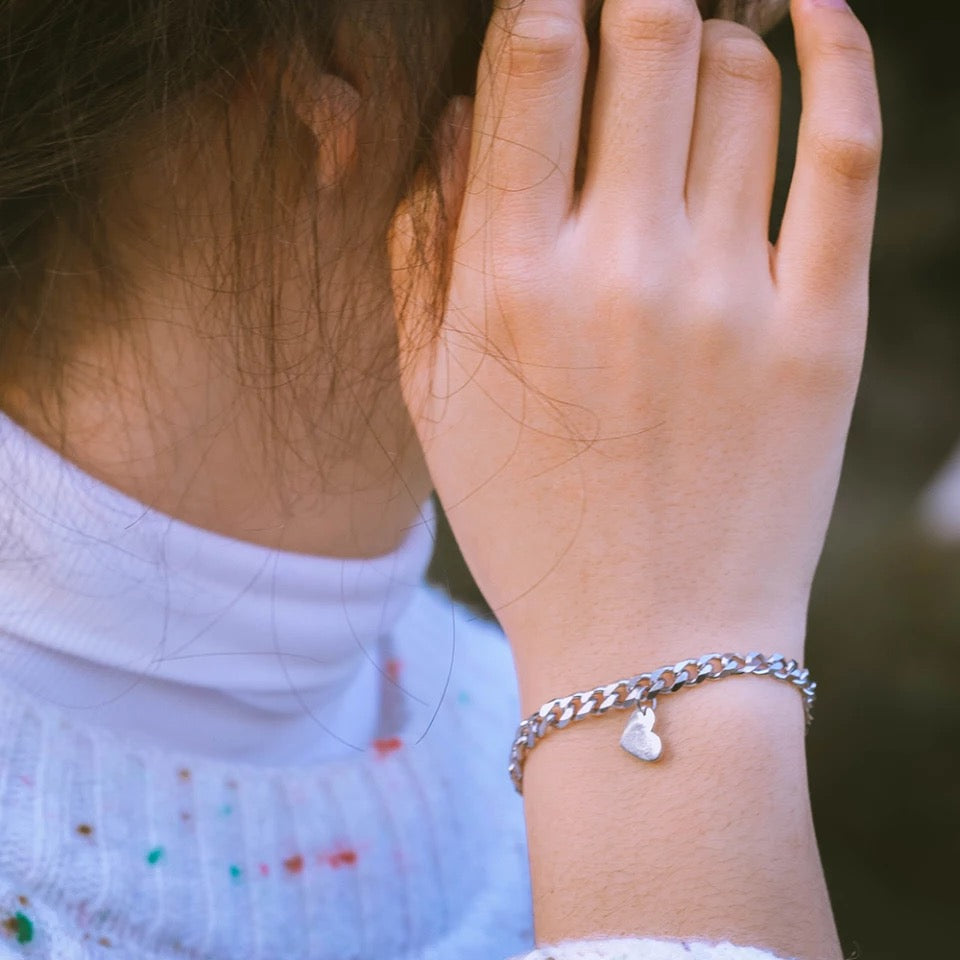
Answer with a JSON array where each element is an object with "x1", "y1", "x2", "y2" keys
[{"x1": 428, "y1": 2, "x2": 960, "y2": 956}]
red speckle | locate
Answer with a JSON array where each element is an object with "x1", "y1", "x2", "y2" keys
[
  {"x1": 372, "y1": 737, "x2": 403, "y2": 757},
  {"x1": 258, "y1": 863, "x2": 270, "y2": 877},
  {"x1": 283, "y1": 854, "x2": 304, "y2": 875},
  {"x1": 327, "y1": 849, "x2": 358, "y2": 868},
  {"x1": 385, "y1": 658, "x2": 402, "y2": 682},
  {"x1": 225, "y1": 778, "x2": 238, "y2": 790},
  {"x1": 17, "y1": 775, "x2": 34, "y2": 787},
  {"x1": 179, "y1": 811, "x2": 192, "y2": 822}
]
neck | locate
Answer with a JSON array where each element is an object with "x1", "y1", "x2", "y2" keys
[{"x1": 0, "y1": 275, "x2": 432, "y2": 560}]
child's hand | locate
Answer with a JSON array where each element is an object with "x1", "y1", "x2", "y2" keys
[{"x1": 389, "y1": 0, "x2": 881, "y2": 684}]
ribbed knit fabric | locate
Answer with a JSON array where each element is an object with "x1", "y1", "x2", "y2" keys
[
  {"x1": 512, "y1": 940, "x2": 792, "y2": 960},
  {"x1": 0, "y1": 412, "x2": 789, "y2": 960},
  {"x1": 0, "y1": 584, "x2": 538, "y2": 959}
]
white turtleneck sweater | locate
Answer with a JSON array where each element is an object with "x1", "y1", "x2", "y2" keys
[{"x1": 0, "y1": 410, "x2": 788, "y2": 960}]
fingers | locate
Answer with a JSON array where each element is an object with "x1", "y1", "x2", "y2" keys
[
  {"x1": 685, "y1": 19, "x2": 782, "y2": 256},
  {"x1": 774, "y1": 0, "x2": 882, "y2": 317},
  {"x1": 463, "y1": 0, "x2": 590, "y2": 247},
  {"x1": 579, "y1": 0, "x2": 702, "y2": 234}
]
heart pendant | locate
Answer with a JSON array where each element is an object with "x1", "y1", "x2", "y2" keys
[{"x1": 619, "y1": 704, "x2": 663, "y2": 762}]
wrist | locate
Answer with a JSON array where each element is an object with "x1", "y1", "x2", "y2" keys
[
  {"x1": 509, "y1": 613, "x2": 809, "y2": 718},
  {"x1": 520, "y1": 666, "x2": 840, "y2": 959}
]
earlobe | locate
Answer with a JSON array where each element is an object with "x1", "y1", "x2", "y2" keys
[{"x1": 283, "y1": 68, "x2": 362, "y2": 189}]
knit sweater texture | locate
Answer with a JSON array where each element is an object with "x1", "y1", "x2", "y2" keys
[{"x1": 0, "y1": 411, "x2": 788, "y2": 960}]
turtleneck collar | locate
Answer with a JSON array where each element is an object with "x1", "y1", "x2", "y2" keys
[{"x1": 0, "y1": 409, "x2": 438, "y2": 764}]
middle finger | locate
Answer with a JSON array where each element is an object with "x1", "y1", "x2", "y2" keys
[{"x1": 580, "y1": 0, "x2": 703, "y2": 231}]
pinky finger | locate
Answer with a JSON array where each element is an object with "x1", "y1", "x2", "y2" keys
[{"x1": 774, "y1": 0, "x2": 882, "y2": 319}]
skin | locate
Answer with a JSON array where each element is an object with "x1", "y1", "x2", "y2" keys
[
  {"x1": 0, "y1": 13, "x2": 433, "y2": 560},
  {"x1": 4, "y1": 0, "x2": 880, "y2": 955},
  {"x1": 389, "y1": 0, "x2": 880, "y2": 956}
]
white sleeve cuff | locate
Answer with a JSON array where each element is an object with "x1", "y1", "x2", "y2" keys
[{"x1": 508, "y1": 937, "x2": 793, "y2": 960}]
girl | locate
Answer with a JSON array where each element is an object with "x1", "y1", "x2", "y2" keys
[{"x1": 0, "y1": 0, "x2": 881, "y2": 958}]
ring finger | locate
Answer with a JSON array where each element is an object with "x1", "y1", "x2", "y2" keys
[{"x1": 685, "y1": 18, "x2": 782, "y2": 256}]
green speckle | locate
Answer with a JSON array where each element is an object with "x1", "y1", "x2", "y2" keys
[
  {"x1": 229, "y1": 864, "x2": 243, "y2": 882},
  {"x1": 219, "y1": 803, "x2": 233, "y2": 816},
  {"x1": 457, "y1": 690, "x2": 470, "y2": 705},
  {"x1": 13, "y1": 912, "x2": 33, "y2": 944},
  {"x1": 146, "y1": 846, "x2": 165, "y2": 865}
]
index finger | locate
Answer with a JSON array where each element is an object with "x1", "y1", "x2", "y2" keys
[{"x1": 462, "y1": 0, "x2": 590, "y2": 250}]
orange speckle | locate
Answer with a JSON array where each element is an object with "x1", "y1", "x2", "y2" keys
[
  {"x1": 385, "y1": 658, "x2": 402, "y2": 682},
  {"x1": 328, "y1": 849, "x2": 358, "y2": 868},
  {"x1": 178, "y1": 768, "x2": 191, "y2": 781},
  {"x1": 98, "y1": 936, "x2": 112, "y2": 947},
  {"x1": 180, "y1": 810, "x2": 192, "y2": 822},
  {"x1": 76, "y1": 824, "x2": 94, "y2": 837},
  {"x1": 16, "y1": 896, "x2": 28, "y2": 907},
  {"x1": 283, "y1": 854, "x2": 304, "y2": 875},
  {"x1": 372, "y1": 737, "x2": 402, "y2": 757}
]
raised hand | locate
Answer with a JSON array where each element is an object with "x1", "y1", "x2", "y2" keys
[{"x1": 389, "y1": 0, "x2": 881, "y2": 699}]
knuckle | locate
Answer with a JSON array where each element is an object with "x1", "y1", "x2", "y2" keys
[
  {"x1": 491, "y1": 244, "x2": 554, "y2": 298},
  {"x1": 601, "y1": 0, "x2": 700, "y2": 52},
  {"x1": 812, "y1": 28, "x2": 876, "y2": 72},
  {"x1": 810, "y1": 125, "x2": 883, "y2": 182},
  {"x1": 595, "y1": 260, "x2": 666, "y2": 316},
  {"x1": 688, "y1": 281, "x2": 734, "y2": 327},
  {"x1": 685, "y1": 284, "x2": 748, "y2": 350},
  {"x1": 709, "y1": 35, "x2": 780, "y2": 86},
  {"x1": 503, "y1": 13, "x2": 587, "y2": 78},
  {"x1": 772, "y1": 335, "x2": 863, "y2": 394}
]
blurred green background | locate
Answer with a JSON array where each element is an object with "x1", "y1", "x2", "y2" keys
[{"x1": 427, "y1": 4, "x2": 960, "y2": 957}]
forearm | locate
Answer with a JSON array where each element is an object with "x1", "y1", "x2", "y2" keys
[{"x1": 512, "y1": 621, "x2": 841, "y2": 960}]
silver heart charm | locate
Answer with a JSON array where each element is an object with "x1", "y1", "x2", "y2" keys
[{"x1": 619, "y1": 704, "x2": 663, "y2": 762}]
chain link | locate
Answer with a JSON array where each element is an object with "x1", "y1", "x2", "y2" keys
[{"x1": 508, "y1": 651, "x2": 816, "y2": 795}]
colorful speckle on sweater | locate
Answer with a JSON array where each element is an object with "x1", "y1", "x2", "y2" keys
[
  {"x1": 146, "y1": 846, "x2": 165, "y2": 865},
  {"x1": 385, "y1": 658, "x2": 403, "y2": 682},
  {"x1": 3, "y1": 911, "x2": 34, "y2": 944},
  {"x1": 327, "y1": 849, "x2": 358, "y2": 868},
  {"x1": 283, "y1": 854, "x2": 304, "y2": 875},
  {"x1": 372, "y1": 737, "x2": 402, "y2": 757}
]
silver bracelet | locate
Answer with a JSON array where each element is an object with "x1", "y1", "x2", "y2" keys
[{"x1": 508, "y1": 651, "x2": 816, "y2": 795}]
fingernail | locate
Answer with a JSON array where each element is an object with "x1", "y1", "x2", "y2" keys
[{"x1": 809, "y1": 0, "x2": 851, "y2": 9}]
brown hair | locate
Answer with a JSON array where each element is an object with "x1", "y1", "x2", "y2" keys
[{"x1": 0, "y1": 0, "x2": 494, "y2": 444}]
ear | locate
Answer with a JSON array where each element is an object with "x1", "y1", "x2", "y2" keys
[{"x1": 281, "y1": 61, "x2": 362, "y2": 189}]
